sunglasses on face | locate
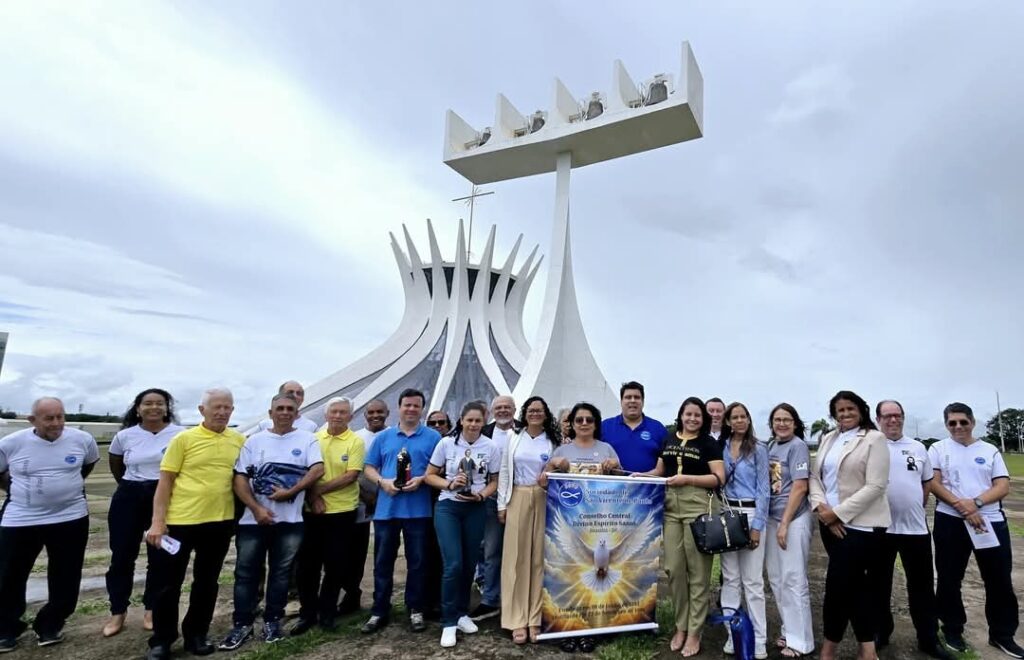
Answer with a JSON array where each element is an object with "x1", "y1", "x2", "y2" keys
[
  {"x1": 946, "y1": 419, "x2": 971, "y2": 428},
  {"x1": 574, "y1": 416, "x2": 595, "y2": 424},
  {"x1": 427, "y1": 419, "x2": 449, "y2": 427}
]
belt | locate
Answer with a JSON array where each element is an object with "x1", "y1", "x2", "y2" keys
[{"x1": 726, "y1": 498, "x2": 756, "y2": 508}]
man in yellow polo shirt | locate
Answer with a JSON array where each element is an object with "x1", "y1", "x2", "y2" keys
[
  {"x1": 293, "y1": 396, "x2": 365, "y2": 634},
  {"x1": 143, "y1": 387, "x2": 245, "y2": 660}
]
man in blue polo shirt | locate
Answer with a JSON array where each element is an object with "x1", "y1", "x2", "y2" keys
[
  {"x1": 601, "y1": 381, "x2": 667, "y2": 473},
  {"x1": 361, "y1": 388, "x2": 441, "y2": 636}
]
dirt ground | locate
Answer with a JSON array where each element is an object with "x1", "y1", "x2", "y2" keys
[{"x1": 6, "y1": 466, "x2": 1023, "y2": 660}]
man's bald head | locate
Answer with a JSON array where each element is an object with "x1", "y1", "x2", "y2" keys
[
  {"x1": 28, "y1": 397, "x2": 66, "y2": 441},
  {"x1": 278, "y1": 381, "x2": 306, "y2": 408}
]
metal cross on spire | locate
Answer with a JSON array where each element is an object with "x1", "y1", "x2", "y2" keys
[{"x1": 451, "y1": 184, "x2": 494, "y2": 261}]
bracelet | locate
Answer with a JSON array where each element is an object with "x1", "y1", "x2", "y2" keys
[{"x1": 446, "y1": 479, "x2": 453, "y2": 491}]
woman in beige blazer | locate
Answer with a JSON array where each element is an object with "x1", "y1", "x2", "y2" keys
[{"x1": 809, "y1": 390, "x2": 890, "y2": 660}]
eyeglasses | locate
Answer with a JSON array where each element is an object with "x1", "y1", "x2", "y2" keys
[
  {"x1": 771, "y1": 418, "x2": 793, "y2": 425},
  {"x1": 574, "y1": 416, "x2": 595, "y2": 424},
  {"x1": 426, "y1": 420, "x2": 449, "y2": 428},
  {"x1": 946, "y1": 419, "x2": 971, "y2": 428}
]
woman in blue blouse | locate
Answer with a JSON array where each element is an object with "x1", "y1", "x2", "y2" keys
[{"x1": 720, "y1": 402, "x2": 770, "y2": 659}]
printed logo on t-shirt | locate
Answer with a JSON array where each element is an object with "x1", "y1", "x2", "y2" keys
[
  {"x1": 769, "y1": 459, "x2": 783, "y2": 494},
  {"x1": 974, "y1": 456, "x2": 986, "y2": 465},
  {"x1": 64, "y1": 455, "x2": 78, "y2": 464},
  {"x1": 795, "y1": 461, "x2": 808, "y2": 471},
  {"x1": 291, "y1": 448, "x2": 302, "y2": 457},
  {"x1": 906, "y1": 456, "x2": 919, "y2": 471},
  {"x1": 341, "y1": 454, "x2": 349, "y2": 461},
  {"x1": 640, "y1": 431, "x2": 651, "y2": 441},
  {"x1": 540, "y1": 453, "x2": 549, "y2": 461}
]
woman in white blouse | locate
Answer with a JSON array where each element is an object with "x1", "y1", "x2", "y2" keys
[
  {"x1": 809, "y1": 390, "x2": 890, "y2": 660},
  {"x1": 103, "y1": 389, "x2": 183, "y2": 638},
  {"x1": 496, "y1": 396, "x2": 559, "y2": 645}
]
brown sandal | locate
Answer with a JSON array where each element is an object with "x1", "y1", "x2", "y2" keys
[{"x1": 512, "y1": 628, "x2": 528, "y2": 644}]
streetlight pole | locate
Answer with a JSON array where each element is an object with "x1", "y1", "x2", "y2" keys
[{"x1": 995, "y1": 390, "x2": 1006, "y2": 452}]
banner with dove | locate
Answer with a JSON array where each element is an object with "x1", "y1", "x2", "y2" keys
[{"x1": 538, "y1": 473, "x2": 665, "y2": 640}]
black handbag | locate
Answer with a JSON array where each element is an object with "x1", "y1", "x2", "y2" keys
[{"x1": 689, "y1": 488, "x2": 750, "y2": 555}]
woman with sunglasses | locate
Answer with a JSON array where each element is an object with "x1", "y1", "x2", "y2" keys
[
  {"x1": 424, "y1": 402, "x2": 501, "y2": 649},
  {"x1": 545, "y1": 402, "x2": 620, "y2": 653},
  {"x1": 719, "y1": 402, "x2": 770, "y2": 659},
  {"x1": 497, "y1": 397, "x2": 559, "y2": 645},
  {"x1": 809, "y1": 390, "x2": 890, "y2": 660},
  {"x1": 636, "y1": 396, "x2": 724, "y2": 657},
  {"x1": 764, "y1": 403, "x2": 814, "y2": 659},
  {"x1": 548, "y1": 403, "x2": 620, "y2": 476}
]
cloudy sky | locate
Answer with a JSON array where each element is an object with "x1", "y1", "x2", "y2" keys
[{"x1": 1, "y1": 1, "x2": 1022, "y2": 438}]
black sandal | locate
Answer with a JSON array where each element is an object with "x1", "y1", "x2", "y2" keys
[
  {"x1": 578, "y1": 636, "x2": 596, "y2": 653},
  {"x1": 559, "y1": 638, "x2": 578, "y2": 652}
]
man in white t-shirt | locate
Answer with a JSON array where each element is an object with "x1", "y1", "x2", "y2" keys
[
  {"x1": 349, "y1": 399, "x2": 388, "y2": 614},
  {"x1": 472, "y1": 395, "x2": 518, "y2": 620},
  {"x1": 928, "y1": 402, "x2": 1021, "y2": 659},
  {"x1": 218, "y1": 393, "x2": 324, "y2": 651},
  {"x1": 872, "y1": 401, "x2": 953, "y2": 660},
  {"x1": 0, "y1": 397, "x2": 100, "y2": 652},
  {"x1": 252, "y1": 381, "x2": 319, "y2": 435}
]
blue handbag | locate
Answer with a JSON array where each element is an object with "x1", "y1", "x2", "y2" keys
[
  {"x1": 246, "y1": 462, "x2": 309, "y2": 497},
  {"x1": 708, "y1": 607, "x2": 755, "y2": 660}
]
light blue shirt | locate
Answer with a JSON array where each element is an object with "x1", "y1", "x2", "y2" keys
[{"x1": 722, "y1": 442, "x2": 770, "y2": 532}]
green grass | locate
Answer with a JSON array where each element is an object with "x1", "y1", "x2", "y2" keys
[
  {"x1": 74, "y1": 594, "x2": 142, "y2": 616},
  {"x1": 234, "y1": 610, "x2": 375, "y2": 660},
  {"x1": 1004, "y1": 453, "x2": 1024, "y2": 478},
  {"x1": 1008, "y1": 521, "x2": 1024, "y2": 538},
  {"x1": 597, "y1": 600, "x2": 675, "y2": 660}
]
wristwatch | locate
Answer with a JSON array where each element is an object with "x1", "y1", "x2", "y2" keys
[{"x1": 973, "y1": 497, "x2": 984, "y2": 509}]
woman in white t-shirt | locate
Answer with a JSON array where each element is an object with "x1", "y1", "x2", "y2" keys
[
  {"x1": 103, "y1": 389, "x2": 183, "y2": 638},
  {"x1": 808, "y1": 390, "x2": 890, "y2": 660},
  {"x1": 424, "y1": 402, "x2": 500, "y2": 649},
  {"x1": 496, "y1": 396, "x2": 559, "y2": 645}
]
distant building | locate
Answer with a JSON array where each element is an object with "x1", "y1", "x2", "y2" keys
[{"x1": 0, "y1": 331, "x2": 8, "y2": 382}]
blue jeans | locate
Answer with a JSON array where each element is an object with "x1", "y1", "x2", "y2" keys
[
  {"x1": 232, "y1": 523, "x2": 304, "y2": 625},
  {"x1": 372, "y1": 517, "x2": 430, "y2": 618},
  {"x1": 477, "y1": 497, "x2": 503, "y2": 607},
  {"x1": 434, "y1": 499, "x2": 486, "y2": 626}
]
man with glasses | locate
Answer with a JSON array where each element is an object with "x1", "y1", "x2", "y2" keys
[
  {"x1": 928, "y1": 402, "x2": 1021, "y2": 659},
  {"x1": 872, "y1": 401, "x2": 953, "y2": 659}
]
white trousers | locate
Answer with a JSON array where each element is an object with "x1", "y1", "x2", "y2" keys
[
  {"x1": 765, "y1": 510, "x2": 814, "y2": 654},
  {"x1": 720, "y1": 505, "x2": 768, "y2": 648}
]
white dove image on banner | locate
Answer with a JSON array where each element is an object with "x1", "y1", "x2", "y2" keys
[{"x1": 539, "y1": 474, "x2": 666, "y2": 640}]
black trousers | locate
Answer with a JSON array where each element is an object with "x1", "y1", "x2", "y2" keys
[
  {"x1": 0, "y1": 516, "x2": 89, "y2": 638},
  {"x1": 342, "y1": 520, "x2": 371, "y2": 608},
  {"x1": 423, "y1": 492, "x2": 443, "y2": 615},
  {"x1": 875, "y1": 532, "x2": 940, "y2": 644},
  {"x1": 147, "y1": 520, "x2": 234, "y2": 649},
  {"x1": 106, "y1": 479, "x2": 159, "y2": 614},
  {"x1": 820, "y1": 524, "x2": 885, "y2": 643},
  {"x1": 934, "y1": 511, "x2": 1019, "y2": 640},
  {"x1": 296, "y1": 510, "x2": 357, "y2": 622}
]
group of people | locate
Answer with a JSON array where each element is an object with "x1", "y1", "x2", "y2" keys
[{"x1": 0, "y1": 381, "x2": 1020, "y2": 660}]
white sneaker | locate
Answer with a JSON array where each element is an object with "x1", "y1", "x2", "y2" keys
[
  {"x1": 723, "y1": 636, "x2": 734, "y2": 655},
  {"x1": 440, "y1": 626, "x2": 457, "y2": 648},
  {"x1": 755, "y1": 644, "x2": 768, "y2": 660},
  {"x1": 456, "y1": 616, "x2": 478, "y2": 634}
]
